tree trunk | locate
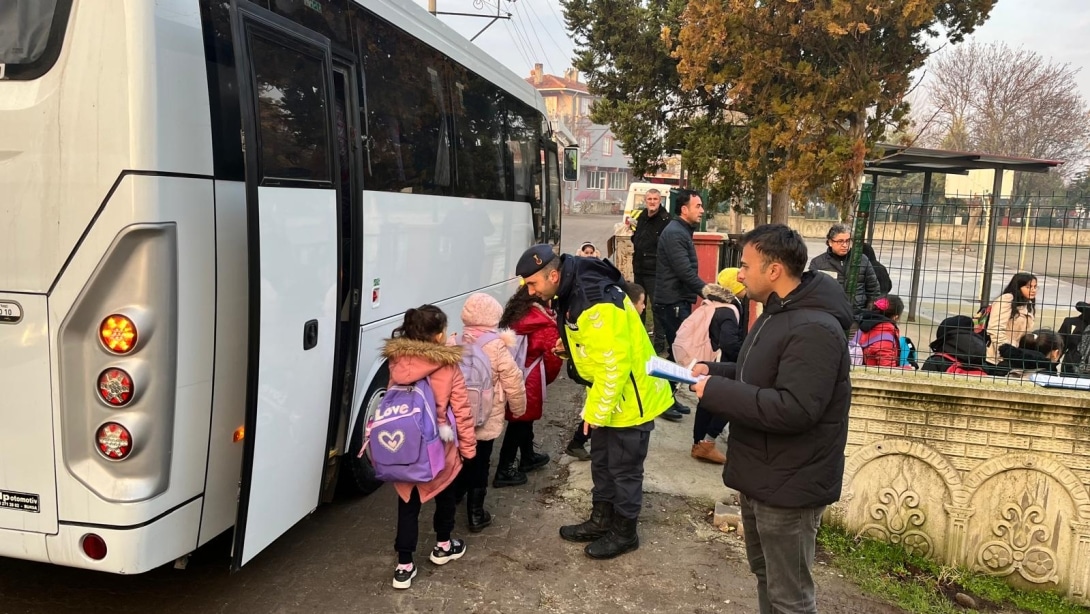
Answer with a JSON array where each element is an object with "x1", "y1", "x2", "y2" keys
[
  {"x1": 771, "y1": 185, "x2": 790, "y2": 225},
  {"x1": 752, "y1": 175, "x2": 769, "y2": 227}
]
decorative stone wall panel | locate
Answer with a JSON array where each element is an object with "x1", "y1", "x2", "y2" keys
[{"x1": 840, "y1": 372, "x2": 1090, "y2": 605}]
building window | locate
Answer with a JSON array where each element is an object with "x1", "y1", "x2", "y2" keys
[
  {"x1": 586, "y1": 170, "x2": 606, "y2": 189},
  {"x1": 579, "y1": 97, "x2": 591, "y2": 116},
  {"x1": 580, "y1": 136, "x2": 589, "y2": 153},
  {"x1": 609, "y1": 171, "x2": 627, "y2": 190},
  {"x1": 603, "y1": 137, "x2": 613, "y2": 157}
]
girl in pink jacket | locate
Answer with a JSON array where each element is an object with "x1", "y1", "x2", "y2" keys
[
  {"x1": 454, "y1": 293, "x2": 527, "y2": 533},
  {"x1": 383, "y1": 305, "x2": 477, "y2": 590}
]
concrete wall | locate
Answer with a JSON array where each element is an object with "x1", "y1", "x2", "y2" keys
[{"x1": 832, "y1": 371, "x2": 1090, "y2": 604}]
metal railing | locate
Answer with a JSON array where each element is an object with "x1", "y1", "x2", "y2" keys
[{"x1": 842, "y1": 187, "x2": 1090, "y2": 383}]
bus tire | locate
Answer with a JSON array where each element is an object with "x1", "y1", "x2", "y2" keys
[{"x1": 342, "y1": 364, "x2": 387, "y2": 496}]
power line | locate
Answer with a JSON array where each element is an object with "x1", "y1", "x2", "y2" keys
[
  {"x1": 524, "y1": 0, "x2": 569, "y2": 59},
  {"x1": 502, "y1": 19, "x2": 533, "y2": 68},
  {"x1": 509, "y1": 11, "x2": 544, "y2": 70},
  {"x1": 511, "y1": 3, "x2": 551, "y2": 71}
]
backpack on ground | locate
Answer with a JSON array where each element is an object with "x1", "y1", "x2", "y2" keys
[
  {"x1": 672, "y1": 301, "x2": 740, "y2": 367},
  {"x1": 363, "y1": 378, "x2": 449, "y2": 484},
  {"x1": 456, "y1": 332, "x2": 499, "y2": 428},
  {"x1": 934, "y1": 353, "x2": 989, "y2": 376}
]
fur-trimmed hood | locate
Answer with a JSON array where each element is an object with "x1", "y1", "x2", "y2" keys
[
  {"x1": 702, "y1": 284, "x2": 736, "y2": 305},
  {"x1": 382, "y1": 337, "x2": 463, "y2": 386}
]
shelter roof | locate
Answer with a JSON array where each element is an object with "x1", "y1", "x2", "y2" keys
[{"x1": 865, "y1": 143, "x2": 1064, "y2": 177}]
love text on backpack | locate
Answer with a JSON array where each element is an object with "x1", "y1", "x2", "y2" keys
[{"x1": 364, "y1": 379, "x2": 448, "y2": 483}]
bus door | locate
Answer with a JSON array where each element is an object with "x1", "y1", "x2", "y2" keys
[
  {"x1": 320, "y1": 62, "x2": 364, "y2": 503},
  {"x1": 231, "y1": 2, "x2": 340, "y2": 570}
]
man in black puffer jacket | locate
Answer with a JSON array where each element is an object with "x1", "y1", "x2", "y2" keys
[
  {"x1": 690, "y1": 224, "x2": 852, "y2": 614},
  {"x1": 629, "y1": 188, "x2": 672, "y2": 343}
]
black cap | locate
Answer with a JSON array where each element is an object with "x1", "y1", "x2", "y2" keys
[{"x1": 516, "y1": 244, "x2": 557, "y2": 278}]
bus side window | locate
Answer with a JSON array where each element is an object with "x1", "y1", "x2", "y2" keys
[
  {"x1": 357, "y1": 13, "x2": 452, "y2": 195},
  {"x1": 250, "y1": 35, "x2": 331, "y2": 183}
]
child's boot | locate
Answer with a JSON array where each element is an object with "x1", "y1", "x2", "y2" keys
[{"x1": 467, "y1": 488, "x2": 493, "y2": 532}]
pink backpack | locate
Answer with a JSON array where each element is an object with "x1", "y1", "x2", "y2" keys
[{"x1": 672, "y1": 301, "x2": 740, "y2": 367}]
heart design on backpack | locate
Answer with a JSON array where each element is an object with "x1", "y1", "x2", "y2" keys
[{"x1": 379, "y1": 430, "x2": 405, "y2": 452}]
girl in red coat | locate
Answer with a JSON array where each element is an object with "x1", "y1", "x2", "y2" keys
[
  {"x1": 857, "y1": 294, "x2": 905, "y2": 367},
  {"x1": 494, "y1": 286, "x2": 564, "y2": 486}
]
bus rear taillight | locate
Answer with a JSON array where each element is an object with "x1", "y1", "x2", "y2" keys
[
  {"x1": 96, "y1": 422, "x2": 132, "y2": 460},
  {"x1": 97, "y1": 368, "x2": 134, "y2": 407},
  {"x1": 81, "y1": 534, "x2": 108, "y2": 561},
  {"x1": 99, "y1": 314, "x2": 138, "y2": 354}
]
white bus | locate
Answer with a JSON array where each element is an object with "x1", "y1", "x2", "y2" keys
[{"x1": 0, "y1": 0, "x2": 561, "y2": 574}]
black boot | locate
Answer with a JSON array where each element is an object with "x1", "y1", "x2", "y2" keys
[
  {"x1": 519, "y1": 450, "x2": 550, "y2": 473},
  {"x1": 559, "y1": 501, "x2": 613, "y2": 543},
  {"x1": 492, "y1": 463, "x2": 528, "y2": 488},
  {"x1": 584, "y1": 515, "x2": 640, "y2": 559},
  {"x1": 467, "y1": 488, "x2": 492, "y2": 533}
]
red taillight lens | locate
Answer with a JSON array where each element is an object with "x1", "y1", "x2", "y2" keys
[
  {"x1": 96, "y1": 422, "x2": 132, "y2": 460},
  {"x1": 81, "y1": 534, "x2": 108, "y2": 560},
  {"x1": 100, "y1": 315, "x2": 138, "y2": 354},
  {"x1": 97, "y1": 368, "x2": 134, "y2": 407}
]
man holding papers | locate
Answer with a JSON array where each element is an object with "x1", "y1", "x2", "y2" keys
[
  {"x1": 516, "y1": 245, "x2": 672, "y2": 560},
  {"x1": 688, "y1": 225, "x2": 852, "y2": 614}
]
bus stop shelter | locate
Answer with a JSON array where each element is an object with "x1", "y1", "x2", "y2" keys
[{"x1": 862, "y1": 143, "x2": 1063, "y2": 321}]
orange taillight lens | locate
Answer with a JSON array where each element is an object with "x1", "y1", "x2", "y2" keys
[{"x1": 99, "y1": 315, "x2": 138, "y2": 354}]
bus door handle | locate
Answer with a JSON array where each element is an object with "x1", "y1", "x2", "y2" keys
[{"x1": 303, "y1": 319, "x2": 319, "y2": 351}]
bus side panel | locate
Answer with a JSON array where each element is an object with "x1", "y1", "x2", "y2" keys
[
  {"x1": 198, "y1": 180, "x2": 248, "y2": 547},
  {"x1": 357, "y1": 191, "x2": 532, "y2": 327},
  {"x1": 0, "y1": 295, "x2": 58, "y2": 535},
  {"x1": 49, "y1": 176, "x2": 215, "y2": 532}
]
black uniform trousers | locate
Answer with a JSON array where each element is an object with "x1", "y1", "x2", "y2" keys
[{"x1": 589, "y1": 421, "x2": 653, "y2": 520}]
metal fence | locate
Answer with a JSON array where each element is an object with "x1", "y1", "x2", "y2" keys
[{"x1": 844, "y1": 187, "x2": 1090, "y2": 384}]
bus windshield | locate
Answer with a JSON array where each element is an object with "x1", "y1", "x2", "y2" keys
[{"x1": 0, "y1": 0, "x2": 67, "y2": 79}]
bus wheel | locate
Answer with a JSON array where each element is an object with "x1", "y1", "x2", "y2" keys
[{"x1": 342, "y1": 364, "x2": 387, "y2": 496}]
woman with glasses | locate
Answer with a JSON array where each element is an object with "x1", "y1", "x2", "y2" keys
[
  {"x1": 808, "y1": 223, "x2": 881, "y2": 317},
  {"x1": 983, "y1": 272, "x2": 1038, "y2": 365}
]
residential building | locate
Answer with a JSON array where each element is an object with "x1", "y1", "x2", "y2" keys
[{"x1": 526, "y1": 63, "x2": 631, "y2": 206}]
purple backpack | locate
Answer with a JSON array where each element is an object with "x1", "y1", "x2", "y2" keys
[{"x1": 363, "y1": 378, "x2": 451, "y2": 483}]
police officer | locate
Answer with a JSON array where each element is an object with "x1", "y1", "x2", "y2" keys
[{"x1": 517, "y1": 245, "x2": 672, "y2": 559}]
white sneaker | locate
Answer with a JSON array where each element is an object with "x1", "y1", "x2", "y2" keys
[{"x1": 392, "y1": 564, "x2": 417, "y2": 589}]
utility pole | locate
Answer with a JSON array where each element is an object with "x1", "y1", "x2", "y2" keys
[{"x1": 428, "y1": 0, "x2": 436, "y2": 15}]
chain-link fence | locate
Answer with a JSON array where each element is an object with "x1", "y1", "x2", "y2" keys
[{"x1": 844, "y1": 187, "x2": 1090, "y2": 385}]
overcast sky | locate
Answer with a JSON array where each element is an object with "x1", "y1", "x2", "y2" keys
[{"x1": 416, "y1": 0, "x2": 1090, "y2": 99}]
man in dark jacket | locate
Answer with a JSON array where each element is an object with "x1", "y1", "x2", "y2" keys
[
  {"x1": 690, "y1": 224, "x2": 852, "y2": 614},
  {"x1": 809, "y1": 223, "x2": 881, "y2": 315},
  {"x1": 629, "y1": 188, "x2": 672, "y2": 346},
  {"x1": 654, "y1": 189, "x2": 712, "y2": 421}
]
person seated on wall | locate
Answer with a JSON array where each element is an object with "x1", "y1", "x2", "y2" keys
[
  {"x1": 1059, "y1": 302, "x2": 1090, "y2": 375},
  {"x1": 998, "y1": 329, "x2": 1063, "y2": 377},
  {"x1": 922, "y1": 316, "x2": 1004, "y2": 376}
]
